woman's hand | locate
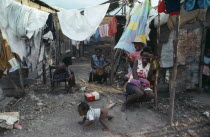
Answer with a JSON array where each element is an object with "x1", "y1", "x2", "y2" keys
[{"x1": 66, "y1": 76, "x2": 72, "y2": 80}]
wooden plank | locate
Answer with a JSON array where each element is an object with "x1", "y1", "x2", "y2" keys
[{"x1": 169, "y1": 15, "x2": 180, "y2": 126}]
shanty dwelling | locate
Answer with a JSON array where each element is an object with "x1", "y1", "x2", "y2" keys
[
  {"x1": 0, "y1": 0, "x2": 73, "y2": 104},
  {"x1": 0, "y1": 0, "x2": 123, "y2": 105},
  {"x1": 156, "y1": 5, "x2": 210, "y2": 92}
]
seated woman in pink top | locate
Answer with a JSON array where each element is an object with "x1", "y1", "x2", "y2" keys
[
  {"x1": 121, "y1": 49, "x2": 155, "y2": 112},
  {"x1": 124, "y1": 40, "x2": 145, "y2": 81}
]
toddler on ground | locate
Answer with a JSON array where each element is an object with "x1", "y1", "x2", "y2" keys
[{"x1": 78, "y1": 102, "x2": 113, "y2": 131}]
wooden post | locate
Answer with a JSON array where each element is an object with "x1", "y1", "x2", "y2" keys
[
  {"x1": 18, "y1": 63, "x2": 24, "y2": 89},
  {"x1": 199, "y1": 26, "x2": 207, "y2": 90},
  {"x1": 154, "y1": 3, "x2": 161, "y2": 106},
  {"x1": 110, "y1": 35, "x2": 116, "y2": 85},
  {"x1": 79, "y1": 41, "x2": 84, "y2": 57},
  {"x1": 43, "y1": 45, "x2": 47, "y2": 84},
  {"x1": 169, "y1": 15, "x2": 180, "y2": 126},
  {"x1": 111, "y1": 36, "x2": 116, "y2": 63}
]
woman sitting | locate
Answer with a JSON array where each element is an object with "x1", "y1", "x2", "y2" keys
[
  {"x1": 52, "y1": 56, "x2": 76, "y2": 93},
  {"x1": 121, "y1": 48, "x2": 154, "y2": 111},
  {"x1": 89, "y1": 48, "x2": 110, "y2": 84}
]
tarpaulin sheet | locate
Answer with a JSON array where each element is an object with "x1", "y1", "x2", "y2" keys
[
  {"x1": 57, "y1": 4, "x2": 110, "y2": 41},
  {"x1": 114, "y1": 0, "x2": 152, "y2": 53}
]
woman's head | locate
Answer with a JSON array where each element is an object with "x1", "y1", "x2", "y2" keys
[
  {"x1": 134, "y1": 42, "x2": 145, "y2": 51},
  {"x1": 78, "y1": 102, "x2": 90, "y2": 116},
  {"x1": 95, "y1": 48, "x2": 102, "y2": 57},
  {"x1": 62, "y1": 56, "x2": 72, "y2": 66},
  {"x1": 141, "y1": 47, "x2": 153, "y2": 64}
]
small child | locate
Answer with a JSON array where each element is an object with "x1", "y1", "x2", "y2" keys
[{"x1": 78, "y1": 102, "x2": 113, "y2": 131}]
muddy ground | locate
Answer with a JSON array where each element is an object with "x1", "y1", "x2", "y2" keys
[{"x1": 0, "y1": 62, "x2": 210, "y2": 137}]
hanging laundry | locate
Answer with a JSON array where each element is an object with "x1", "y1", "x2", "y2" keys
[
  {"x1": 0, "y1": 39, "x2": 16, "y2": 71},
  {"x1": 160, "y1": 31, "x2": 175, "y2": 68},
  {"x1": 184, "y1": 0, "x2": 210, "y2": 11},
  {"x1": 44, "y1": 13, "x2": 56, "y2": 40},
  {"x1": 72, "y1": 40, "x2": 80, "y2": 49},
  {"x1": 154, "y1": 13, "x2": 169, "y2": 28},
  {"x1": 99, "y1": 24, "x2": 109, "y2": 37},
  {"x1": 0, "y1": 0, "x2": 49, "y2": 64},
  {"x1": 146, "y1": 9, "x2": 158, "y2": 41},
  {"x1": 165, "y1": 0, "x2": 181, "y2": 15},
  {"x1": 158, "y1": 0, "x2": 180, "y2": 16},
  {"x1": 108, "y1": 16, "x2": 118, "y2": 36},
  {"x1": 94, "y1": 28, "x2": 101, "y2": 42},
  {"x1": 167, "y1": 4, "x2": 206, "y2": 30},
  {"x1": 0, "y1": 1, "x2": 49, "y2": 39},
  {"x1": 158, "y1": 0, "x2": 167, "y2": 14},
  {"x1": 28, "y1": 30, "x2": 43, "y2": 71},
  {"x1": 57, "y1": 3, "x2": 110, "y2": 41},
  {"x1": 114, "y1": 0, "x2": 152, "y2": 53},
  {"x1": 43, "y1": 31, "x2": 53, "y2": 40}
]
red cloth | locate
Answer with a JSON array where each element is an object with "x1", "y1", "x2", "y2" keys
[
  {"x1": 158, "y1": 0, "x2": 167, "y2": 14},
  {"x1": 108, "y1": 16, "x2": 118, "y2": 36},
  {"x1": 158, "y1": 0, "x2": 179, "y2": 16}
]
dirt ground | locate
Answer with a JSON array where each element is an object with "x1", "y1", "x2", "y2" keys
[{"x1": 0, "y1": 62, "x2": 210, "y2": 137}]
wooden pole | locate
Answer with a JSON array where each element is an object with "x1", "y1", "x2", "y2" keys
[
  {"x1": 18, "y1": 62, "x2": 24, "y2": 89},
  {"x1": 199, "y1": 26, "x2": 207, "y2": 90},
  {"x1": 169, "y1": 15, "x2": 180, "y2": 126},
  {"x1": 42, "y1": 45, "x2": 46, "y2": 84},
  {"x1": 110, "y1": 35, "x2": 116, "y2": 85},
  {"x1": 79, "y1": 41, "x2": 84, "y2": 57},
  {"x1": 154, "y1": 2, "x2": 161, "y2": 106}
]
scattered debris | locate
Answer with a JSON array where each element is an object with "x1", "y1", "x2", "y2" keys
[
  {"x1": 106, "y1": 103, "x2": 116, "y2": 109},
  {"x1": 80, "y1": 87, "x2": 87, "y2": 92},
  {"x1": 79, "y1": 77, "x2": 86, "y2": 83},
  {"x1": 0, "y1": 112, "x2": 19, "y2": 129},
  {"x1": 203, "y1": 111, "x2": 209, "y2": 118},
  {"x1": 78, "y1": 81, "x2": 123, "y2": 94},
  {"x1": 188, "y1": 130, "x2": 200, "y2": 137},
  {"x1": 85, "y1": 91, "x2": 100, "y2": 102},
  {"x1": 13, "y1": 123, "x2": 22, "y2": 130}
]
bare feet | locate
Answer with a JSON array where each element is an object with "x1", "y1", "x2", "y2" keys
[
  {"x1": 107, "y1": 115, "x2": 114, "y2": 120},
  {"x1": 121, "y1": 104, "x2": 127, "y2": 112},
  {"x1": 103, "y1": 128, "x2": 110, "y2": 131}
]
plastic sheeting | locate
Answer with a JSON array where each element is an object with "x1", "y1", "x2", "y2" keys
[{"x1": 57, "y1": 4, "x2": 110, "y2": 41}]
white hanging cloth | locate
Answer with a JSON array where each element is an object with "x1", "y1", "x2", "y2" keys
[{"x1": 57, "y1": 3, "x2": 110, "y2": 41}]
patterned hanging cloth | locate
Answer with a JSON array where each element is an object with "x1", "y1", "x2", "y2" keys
[{"x1": 114, "y1": 0, "x2": 152, "y2": 53}]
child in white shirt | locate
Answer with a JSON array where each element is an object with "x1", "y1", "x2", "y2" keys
[{"x1": 78, "y1": 102, "x2": 113, "y2": 131}]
